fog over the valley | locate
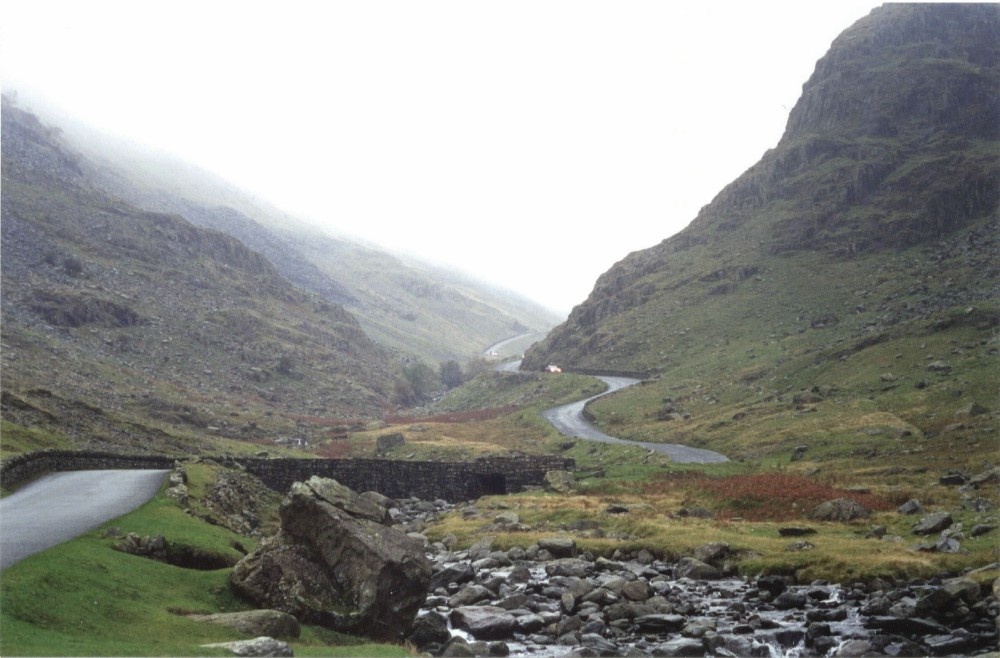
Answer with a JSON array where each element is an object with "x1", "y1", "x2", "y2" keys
[{"x1": 2, "y1": 0, "x2": 881, "y2": 314}]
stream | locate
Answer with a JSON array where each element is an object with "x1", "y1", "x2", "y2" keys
[{"x1": 400, "y1": 496, "x2": 998, "y2": 658}]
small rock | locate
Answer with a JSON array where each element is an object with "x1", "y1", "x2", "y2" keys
[
  {"x1": 773, "y1": 591, "x2": 808, "y2": 610},
  {"x1": 969, "y1": 466, "x2": 1000, "y2": 487},
  {"x1": 674, "y1": 556, "x2": 721, "y2": 580},
  {"x1": 634, "y1": 614, "x2": 686, "y2": 633},
  {"x1": 653, "y1": 637, "x2": 704, "y2": 656},
  {"x1": 621, "y1": 579, "x2": 652, "y2": 602},
  {"x1": 939, "y1": 472, "x2": 967, "y2": 486},
  {"x1": 188, "y1": 610, "x2": 300, "y2": 638},
  {"x1": 494, "y1": 511, "x2": 520, "y2": 525},
  {"x1": 406, "y1": 611, "x2": 451, "y2": 650},
  {"x1": 911, "y1": 511, "x2": 953, "y2": 535},
  {"x1": 811, "y1": 498, "x2": 870, "y2": 522},
  {"x1": 201, "y1": 636, "x2": 293, "y2": 657},
  {"x1": 834, "y1": 639, "x2": 873, "y2": 657},
  {"x1": 693, "y1": 542, "x2": 732, "y2": 565},
  {"x1": 537, "y1": 537, "x2": 576, "y2": 558},
  {"x1": 779, "y1": 526, "x2": 817, "y2": 537},
  {"x1": 450, "y1": 606, "x2": 517, "y2": 641},
  {"x1": 955, "y1": 402, "x2": 988, "y2": 417}
]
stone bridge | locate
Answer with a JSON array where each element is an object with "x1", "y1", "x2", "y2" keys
[{"x1": 0, "y1": 450, "x2": 575, "y2": 502}]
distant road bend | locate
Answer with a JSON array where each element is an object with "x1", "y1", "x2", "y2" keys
[
  {"x1": 542, "y1": 374, "x2": 729, "y2": 464},
  {"x1": 0, "y1": 469, "x2": 169, "y2": 569}
]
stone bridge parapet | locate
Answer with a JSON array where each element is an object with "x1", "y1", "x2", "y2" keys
[{"x1": 0, "y1": 450, "x2": 575, "y2": 502}]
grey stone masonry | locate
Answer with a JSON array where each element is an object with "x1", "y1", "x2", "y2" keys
[{"x1": 1, "y1": 450, "x2": 574, "y2": 502}]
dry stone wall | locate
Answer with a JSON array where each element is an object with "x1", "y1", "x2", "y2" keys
[{"x1": 0, "y1": 451, "x2": 574, "y2": 502}]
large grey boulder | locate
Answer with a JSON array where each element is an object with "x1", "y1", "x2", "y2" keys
[{"x1": 230, "y1": 477, "x2": 432, "y2": 642}]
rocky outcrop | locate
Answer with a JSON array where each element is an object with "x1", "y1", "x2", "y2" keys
[{"x1": 229, "y1": 477, "x2": 432, "y2": 642}]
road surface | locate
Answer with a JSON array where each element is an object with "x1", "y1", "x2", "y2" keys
[
  {"x1": 0, "y1": 469, "x2": 169, "y2": 569},
  {"x1": 542, "y1": 375, "x2": 729, "y2": 464}
]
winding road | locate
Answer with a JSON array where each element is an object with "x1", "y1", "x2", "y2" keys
[
  {"x1": 0, "y1": 468, "x2": 169, "y2": 569},
  {"x1": 542, "y1": 374, "x2": 729, "y2": 464},
  {"x1": 1, "y1": 362, "x2": 724, "y2": 569}
]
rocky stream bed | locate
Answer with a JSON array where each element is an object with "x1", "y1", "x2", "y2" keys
[{"x1": 395, "y1": 499, "x2": 999, "y2": 658}]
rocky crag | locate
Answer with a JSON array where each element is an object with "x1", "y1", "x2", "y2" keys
[{"x1": 524, "y1": 4, "x2": 999, "y2": 373}]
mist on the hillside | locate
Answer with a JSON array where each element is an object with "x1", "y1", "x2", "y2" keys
[{"x1": 2, "y1": 1, "x2": 881, "y2": 313}]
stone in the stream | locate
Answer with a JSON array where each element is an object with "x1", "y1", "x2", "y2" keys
[
  {"x1": 450, "y1": 606, "x2": 517, "y2": 640},
  {"x1": 634, "y1": 613, "x2": 686, "y2": 633},
  {"x1": 653, "y1": 637, "x2": 705, "y2": 656},
  {"x1": 674, "y1": 556, "x2": 721, "y2": 580},
  {"x1": 773, "y1": 591, "x2": 808, "y2": 610},
  {"x1": 834, "y1": 638, "x2": 874, "y2": 656},
  {"x1": 406, "y1": 611, "x2": 451, "y2": 651}
]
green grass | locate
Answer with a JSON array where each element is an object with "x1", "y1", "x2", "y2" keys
[
  {"x1": 0, "y1": 421, "x2": 73, "y2": 459},
  {"x1": 0, "y1": 485, "x2": 410, "y2": 657},
  {"x1": 0, "y1": 498, "x2": 246, "y2": 656}
]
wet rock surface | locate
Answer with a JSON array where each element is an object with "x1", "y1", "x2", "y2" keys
[
  {"x1": 390, "y1": 499, "x2": 1000, "y2": 657},
  {"x1": 230, "y1": 477, "x2": 431, "y2": 642}
]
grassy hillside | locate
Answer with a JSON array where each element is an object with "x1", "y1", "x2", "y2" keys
[
  {"x1": 521, "y1": 4, "x2": 999, "y2": 473},
  {"x1": 1, "y1": 96, "x2": 400, "y2": 456},
  {"x1": 40, "y1": 111, "x2": 561, "y2": 364}
]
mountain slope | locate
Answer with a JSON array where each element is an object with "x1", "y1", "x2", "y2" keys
[
  {"x1": 38, "y1": 117, "x2": 560, "y2": 363},
  {"x1": 1, "y1": 97, "x2": 399, "y2": 455},
  {"x1": 522, "y1": 4, "x2": 998, "y2": 464}
]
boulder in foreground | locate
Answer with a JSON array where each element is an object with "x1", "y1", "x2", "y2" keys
[{"x1": 230, "y1": 477, "x2": 432, "y2": 641}]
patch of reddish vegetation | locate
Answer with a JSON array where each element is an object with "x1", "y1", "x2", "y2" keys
[
  {"x1": 645, "y1": 472, "x2": 893, "y2": 521},
  {"x1": 386, "y1": 405, "x2": 520, "y2": 424}
]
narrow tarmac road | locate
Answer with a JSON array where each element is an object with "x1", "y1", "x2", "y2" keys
[
  {"x1": 0, "y1": 469, "x2": 169, "y2": 569},
  {"x1": 543, "y1": 375, "x2": 729, "y2": 464}
]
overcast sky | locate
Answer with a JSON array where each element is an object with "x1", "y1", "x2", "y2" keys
[{"x1": 2, "y1": 0, "x2": 883, "y2": 314}]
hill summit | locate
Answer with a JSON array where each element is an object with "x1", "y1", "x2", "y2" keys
[
  {"x1": 525, "y1": 3, "x2": 998, "y2": 373},
  {"x1": 522, "y1": 4, "x2": 998, "y2": 464}
]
